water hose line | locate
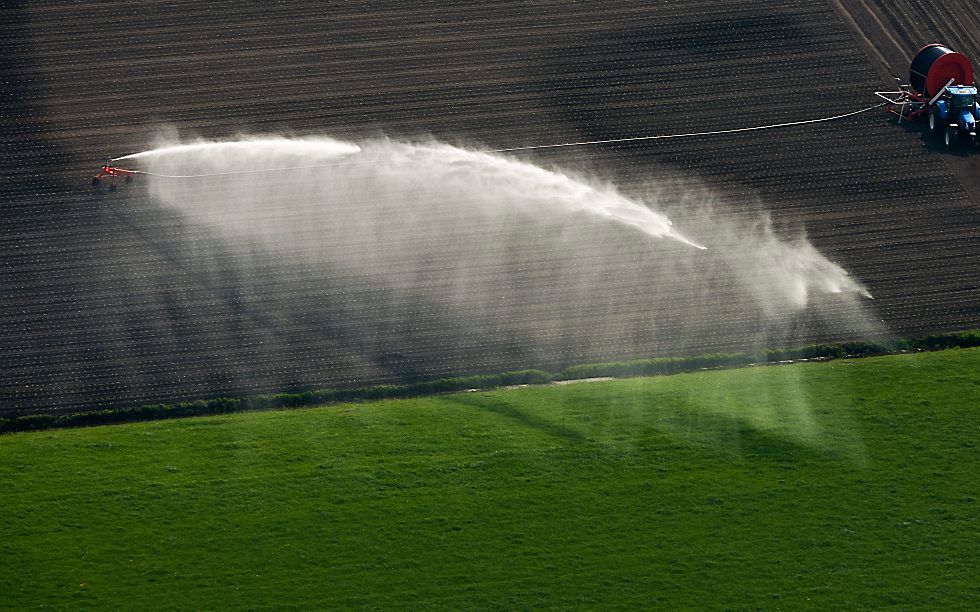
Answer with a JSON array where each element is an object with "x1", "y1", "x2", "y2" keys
[{"x1": 494, "y1": 102, "x2": 888, "y2": 151}]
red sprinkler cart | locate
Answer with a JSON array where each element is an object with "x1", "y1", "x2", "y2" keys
[{"x1": 91, "y1": 161, "x2": 136, "y2": 191}]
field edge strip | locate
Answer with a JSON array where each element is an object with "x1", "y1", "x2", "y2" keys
[{"x1": 2, "y1": 330, "x2": 978, "y2": 435}]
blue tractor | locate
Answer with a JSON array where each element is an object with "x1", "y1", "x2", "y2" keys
[
  {"x1": 875, "y1": 44, "x2": 980, "y2": 151},
  {"x1": 927, "y1": 84, "x2": 980, "y2": 148}
]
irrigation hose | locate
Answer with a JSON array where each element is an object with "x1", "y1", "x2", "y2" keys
[
  {"x1": 494, "y1": 102, "x2": 889, "y2": 152},
  {"x1": 109, "y1": 102, "x2": 888, "y2": 178}
]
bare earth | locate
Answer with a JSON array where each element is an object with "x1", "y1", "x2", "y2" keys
[{"x1": 2, "y1": 1, "x2": 979, "y2": 414}]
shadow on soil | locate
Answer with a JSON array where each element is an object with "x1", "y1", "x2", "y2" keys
[{"x1": 892, "y1": 115, "x2": 976, "y2": 157}]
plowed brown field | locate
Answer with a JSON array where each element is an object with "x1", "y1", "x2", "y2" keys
[{"x1": 3, "y1": 0, "x2": 979, "y2": 415}]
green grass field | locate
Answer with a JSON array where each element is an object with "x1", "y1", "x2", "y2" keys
[{"x1": 2, "y1": 349, "x2": 979, "y2": 609}]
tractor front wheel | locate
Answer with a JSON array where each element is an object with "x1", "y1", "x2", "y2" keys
[
  {"x1": 91, "y1": 177, "x2": 100, "y2": 187},
  {"x1": 944, "y1": 127, "x2": 959, "y2": 149},
  {"x1": 929, "y1": 107, "x2": 942, "y2": 136}
]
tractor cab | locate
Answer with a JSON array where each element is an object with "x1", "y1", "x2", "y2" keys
[{"x1": 948, "y1": 85, "x2": 977, "y2": 109}]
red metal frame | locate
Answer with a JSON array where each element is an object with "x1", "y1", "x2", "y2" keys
[
  {"x1": 884, "y1": 90, "x2": 929, "y2": 120},
  {"x1": 92, "y1": 163, "x2": 136, "y2": 188}
]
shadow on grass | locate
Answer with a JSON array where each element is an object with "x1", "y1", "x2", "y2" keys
[
  {"x1": 646, "y1": 389, "x2": 863, "y2": 464},
  {"x1": 445, "y1": 388, "x2": 849, "y2": 463},
  {"x1": 447, "y1": 394, "x2": 588, "y2": 444}
]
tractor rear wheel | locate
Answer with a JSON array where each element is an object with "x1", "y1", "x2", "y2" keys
[
  {"x1": 929, "y1": 107, "x2": 942, "y2": 136},
  {"x1": 91, "y1": 177, "x2": 100, "y2": 187},
  {"x1": 945, "y1": 127, "x2": 958, "y2": 149},
  {"x1": 125, "y1": 175, "x2": 134, "y2": 184}
]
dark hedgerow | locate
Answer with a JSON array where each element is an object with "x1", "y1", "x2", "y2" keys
[
  {"x1": 1, "y1": 332, "x2": 978, "y2": 435},
  {"x1": 902, "y1": 331, "x2": 980, "y2": 351}
]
